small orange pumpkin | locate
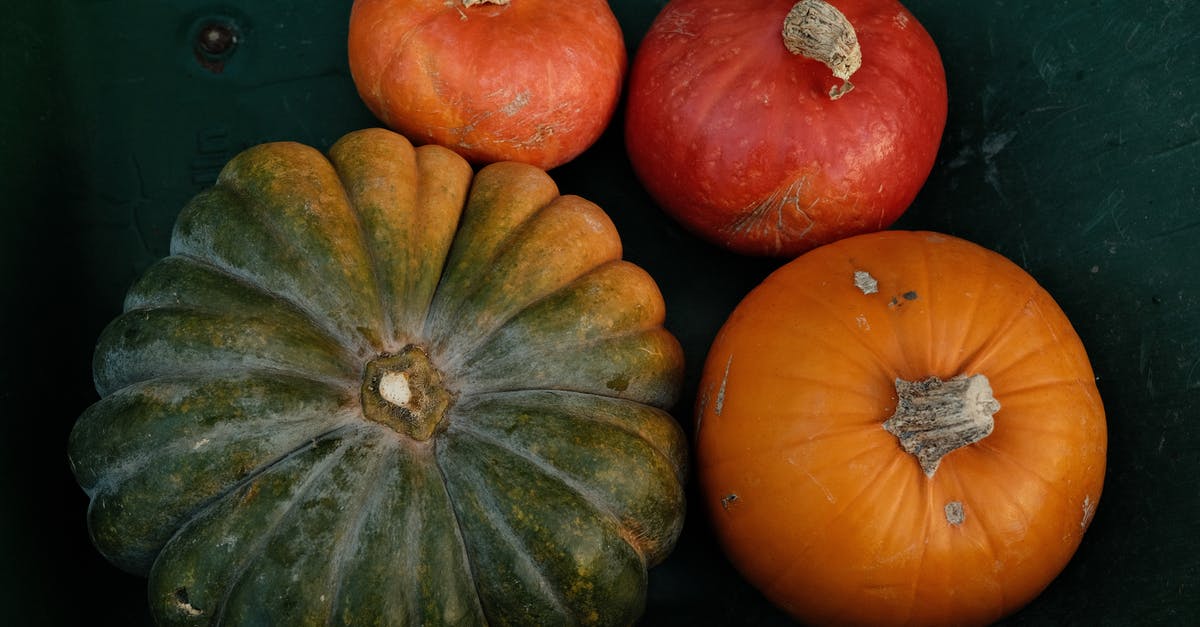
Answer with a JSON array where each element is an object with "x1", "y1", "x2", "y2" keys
[
  {"x1": 347, "y1": 0, "x2": 626, "y2": 170},
  {"x1": 695, "y1": 230, "x2": 1106, "y2": 626}
]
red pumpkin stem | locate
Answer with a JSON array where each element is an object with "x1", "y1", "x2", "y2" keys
[
  {"x1": 883, "y1": 374, "x2": 1000, "y2": 477},
  {"x1": 782, "y1": 0, "x2": 862, "y2": 100}
]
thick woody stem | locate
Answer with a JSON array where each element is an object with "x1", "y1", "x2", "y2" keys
[
  {"x1": 782, "y1": 0, "x2": 862, "y2": 99},
  {"x1": 361, "y1": 345, "x2": 454, "y2": 442},
  {"x1": 883, "y1": 374, "x2": 1000, "y2": 477}
]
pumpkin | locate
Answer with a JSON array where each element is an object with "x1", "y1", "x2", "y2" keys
[
  {"x1": 625, "y1": 0, "x2": 947, "y2": 257},
  {"x1": 695, "y1": 231, "x2": 1106, "y2": 626},
  {"x1": 347, "y1": 0, "x2": 626, "y2": 170},
  {"x1": 68, "y1": 128, "x2": 688, "y2": 626}
]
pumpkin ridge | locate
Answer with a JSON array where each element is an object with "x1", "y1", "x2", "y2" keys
[
  {"x1": 153, "y1": 253, "x2": 359, "y2": 364},
  {"x1": 457, "y1": 389, "x2": 687, "y2": 487},
  {"x1": 356, "y1": 139, "x2": 475, "y2": 349},
  {"x1": 916, "y1": 238, "x2": 938, "y2": 371},
  {"x1": 783, "y1": 283, "x2": 908, "y2": 379},
  {"x1": 897, "y1": 467, "x2": 933, "y2": 626},
  {"x1": 449, "y1": 421, "x2": 651, "y2": 568},
  {"x1": 190, "y1": 169, "x2": 382, "y2": 356},
  {"x1": 944, "y1": 251, "x2": 990, "y2": 376},
  {"x1": 993, "y1": 376, "x2": 1088, "y2": 401},
  {"x1": 93, "y1": 306, "x2": 360, "y2": 397},
  {"x1": 425, "y1": 438, "x2": 492, "y2": 625},
  {"x1": 464, "y1": 325, "x2": 682, "y2": 408},
  {"x1": 736, "y1": 421, "x2": 889, "y2": 467},
  {"x1": 402, "y1": 145, "x2": 475, "y2": 340},
  {"x1": 336, "y1": 162, "x2": 399, "y2": 354},
  {"x1": 421, "y1": 162, "x2": 563, "y2": 346},
  {"x1": 171, "y1": 247, "x2": 366, "y2": 365},
  {"x1": 703, "y1": 429, "x2": 895, "y2": 494},
  {"x1": 727, "y1": 372, "x2": 883, "y2": 404},
  {"x1": 72, "y1": 379, "x2": 364, "y2": 577},
  {"x1": 430, "y1": 196, "x2": 622, "y2": 357},
  {"x1": 422, "y1": 212, "x2": 541, "y2": 352},
  {"x1": 457, "y1": 314, "x2": 668, "y2": 384},
  {"x1": 955, "y1": 287, "x2": 1043, "y2": 376},
  {"x1": 944, "y1": 471, "x2": 1012, "y2": 614},
  {"x1": 206, "y1": 430, "x2": 366, "y2": 624},
  {"x1": 319, "y1": 434, "x2": 397, "y2": 624},
  {"x1": 177, "y1": 422, "x2": 365, "y2": 555},
  {"x1": 758, "y1": 453, "x2": 908, "y2": 604},
  {"x1": 1004, "y1": 294, "x2": 1099, "y2": 398},
  {"x1": 79, "y1": 373, "x2": 358, "y2": 497},
  {"x1": 969, "y1": 439, "x2": 1075, "y2": 505},
  {"x1": 451, "y1": 258, "x2": 634, "y2": 371},
  {"x1": 435, "y1": 440, "x2": 576, "y2": 622},
  {"x1": 958, "y1": 447, "x2": 1037, "y2": 534},
  {"x1": 942, "y1": 464, "x2": 1009, "y2": 612}
]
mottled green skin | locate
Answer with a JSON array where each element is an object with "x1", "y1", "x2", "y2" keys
[{"x1": 69, "y1": 128, "x2": 687, "y2": 626}]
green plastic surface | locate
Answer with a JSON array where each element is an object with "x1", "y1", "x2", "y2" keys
[{"x1": 3, "y1": 0, "x2": 1196, "y2": 624}]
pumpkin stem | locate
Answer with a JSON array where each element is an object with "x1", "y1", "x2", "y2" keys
[
  {"x1": 461, "y1": 0, "x2": 510, "y2": 7},
  {"x1": 361, "y1": 345, "x2": 454, "y2": 442},
  {"x1": 782, "y1": 0, "x2": 862, "y2": 100},
  {"x1": 883, "y1": 374, "x2": 999, "y2": 477}
]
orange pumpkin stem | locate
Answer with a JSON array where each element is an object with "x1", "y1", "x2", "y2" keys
[
  {"x1": 883, "y1": 374, "x2": 1000, "y2": 477},
  {"x1": 782, "y1": 0, "x2": 862, "y2": 100}
]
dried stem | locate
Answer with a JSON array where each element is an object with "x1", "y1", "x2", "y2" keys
[
  {"x1": 782, "y1": 0, "x2": 862, "y2": 99},
  {"x1": 883, "y1": 374, "x2": 1000, "y2": 477}
]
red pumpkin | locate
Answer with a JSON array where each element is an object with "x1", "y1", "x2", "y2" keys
[
  {"x1": 695, "y1": 231, "x2": 1107, "y2": 625},
  {"x1": 348, "y1": 0, "x2": 626, "y2": 170},
  {"x1": 625, "y1": 0, "x2": 947, "y2": 256}
]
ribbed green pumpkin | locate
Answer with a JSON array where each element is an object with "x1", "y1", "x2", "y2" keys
[{"x1": 69, "y1": 128, "x2": 688, "y2": 626}]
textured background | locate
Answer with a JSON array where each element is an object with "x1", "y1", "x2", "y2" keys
[{"x1": 2, "y1": 0, "x2": 1196, "y2": 624}]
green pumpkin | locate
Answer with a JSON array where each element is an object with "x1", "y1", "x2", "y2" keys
[{"x1": 69, "y1": 128, "x2": 688, "y2": 626}]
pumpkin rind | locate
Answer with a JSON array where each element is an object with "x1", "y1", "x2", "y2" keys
[
  {"x1": 70, "y1": 127, "x2": 687, "y2": 626},
  {"x1": 347, "y1": 0, "x2": 627, "y2": 169},
  {"x1": 625, "y1": 0, "x2": 947, "y2": 256},
  {"x1": 695, "y1": 231, "x2": 1106, "y2": 626}
]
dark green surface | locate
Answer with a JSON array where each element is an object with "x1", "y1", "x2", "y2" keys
[{"x1": 2, "y1": 0, "x2": 1196, "y2": 624}]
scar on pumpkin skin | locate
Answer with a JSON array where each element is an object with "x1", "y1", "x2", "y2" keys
[
  {"x1": 721, "y1": 493, "x2": 739, "y2": 510},
  {"x1": 1081, "y1": 495, "x2": 1097, "y2": 530},
  {"x1": 888, "y1": 291, "x2": 918, "y2": 309},
  {"x1": 944, "y1": 501, "x2": 965, "y2": 526},
  {"x1": 715, "y1": 354, "x2": 733, "y2": 416},
  {"x1": 173, "y1": 588, "x2": 203, "y2": 617},
  {"x1": 853, "y1": 270, "x2": 878, "y2": 294}
]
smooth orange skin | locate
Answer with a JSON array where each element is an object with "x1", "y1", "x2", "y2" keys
[
  {"x1": 348, "y1": 0, "x2": 626, "y2": 170},
  {"x1": 695, "y1": 231, "x2": 1107, "y2": 626}
]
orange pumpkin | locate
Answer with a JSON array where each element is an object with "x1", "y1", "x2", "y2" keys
[
  {"x1": 695, "y1": 231, "x2": 1106, "y2": 626},
  {"x1": 347, "y1": 0, "x2": 626, "y2": 170}
]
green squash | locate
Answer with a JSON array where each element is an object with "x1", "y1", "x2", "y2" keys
[{"x1": 69, "y1": 128, "x2": 688, "y2": 626}]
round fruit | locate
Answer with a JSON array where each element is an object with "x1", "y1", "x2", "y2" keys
[
  {"x1": 348, "y1": 0, "x2": 626, "y2": 169},
  {"x1": 626, "y1": 0, "x2": 947, "y2": 256},
  {"x1": 69, "y1": 128, "x2": 687, "y2": 626},
  {"x1": 696, "y1": 230, "x2": 1106, "y2": 625}
]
